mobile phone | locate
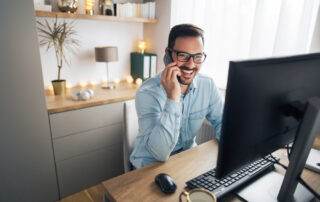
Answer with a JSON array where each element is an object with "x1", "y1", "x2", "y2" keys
[{"x1": 163, "y1": 51, "x2": 182, "y2": 84}]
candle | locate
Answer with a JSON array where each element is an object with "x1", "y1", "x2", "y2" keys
[
  {"x1": 47, "y1": 84, "x2": 54, "y2": 91},
  {"x1": 89, "y1": 80, "x2": 97, "y2": 86},
  {"x1": 114, "y1": 78, "x2": 120, "y2": 84},
  {"x1": 79, "y1": 81, "x2": 87, "y2": 89},
  {"x1": 126, "y1": 75, "x2": 134, "y2": 83},
  {"x1": 46, "y1": 84, "x2": 54, "y2": 95},
  {"x1": 136, "y1": 78, "x2": 142, "y2": 85},
  {"x1": 101, "y1": 78, "x2": 108, "y2": 85},
  {"x1": 66, "y1": 82, "x2": 72, "y2": 89}
]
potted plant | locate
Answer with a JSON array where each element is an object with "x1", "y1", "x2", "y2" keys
[{"x1": 37, "y1": 17, "x2": 80, "y2": 95}]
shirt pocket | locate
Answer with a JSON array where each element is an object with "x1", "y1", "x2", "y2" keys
[{"x1": 188, "y1": 108, "x2": 207, "y2": 134}]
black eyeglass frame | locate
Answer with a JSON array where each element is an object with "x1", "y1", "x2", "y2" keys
[{"x1": 168, "y1": 48, "x2": 207, "y2": 64}]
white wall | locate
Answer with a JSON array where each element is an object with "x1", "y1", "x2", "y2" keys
[
  {"x1": 37, "y1": 0, "x2": 147, "y2": 87},
  {"x1": 37, "y1": 0, "x2": 171, "y2": 87},
  {"x1": 144, "y1": 0, "x2": 171, "y2": 72},
  {"x1": 37, "y1": 0, "x2": 320, "y2": 87},
  {"x1": 37, "y1": 18, "x2": 143, "y2": 87},
  {"x1": 310, "y1": 6, "x2": 320, "y2": 53}
]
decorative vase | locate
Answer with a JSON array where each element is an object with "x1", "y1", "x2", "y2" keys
[
  {"x1": 52, "y1": 80, "x2": 66, "y2": 95},
  {"x1": 58, "y1": 0, "x2": 78, "y2": 13}
]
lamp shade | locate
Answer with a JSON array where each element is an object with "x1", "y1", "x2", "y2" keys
[{"x1": 95, "y1": 46, "x2": 118, "y2": 62}]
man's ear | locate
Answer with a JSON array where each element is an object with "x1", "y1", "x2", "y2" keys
[{"x1": 165, "y1": 47, "x2": 169, "y2": 52}]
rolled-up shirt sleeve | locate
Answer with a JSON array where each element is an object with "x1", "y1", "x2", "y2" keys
[{"x1": 136, "y1": 92, "x2": 182, "y2": 161}]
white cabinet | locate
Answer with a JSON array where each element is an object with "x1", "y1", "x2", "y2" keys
[{"x1": 49, "y1": 102, "x2": 124, "y2": 198}]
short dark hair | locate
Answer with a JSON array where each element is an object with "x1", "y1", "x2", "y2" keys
[{"x1": 168, "y1": 24, "x2": 204, "y2": 49}]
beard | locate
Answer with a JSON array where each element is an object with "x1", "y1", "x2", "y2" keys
[{"x1": 178, "y1": 66, "x2": 198, "y2": 85}]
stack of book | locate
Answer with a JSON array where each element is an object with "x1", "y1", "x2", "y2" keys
[
  {"x1": 33, "y1": 0, "x2": 52, "y2": 11},
  {"x1": 115, "y1": 2, "x2": 156, "y2": 19}
]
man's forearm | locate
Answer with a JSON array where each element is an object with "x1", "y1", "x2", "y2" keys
[{"x1": 143, "y1": 99, "x2": 182, "y2": 161}]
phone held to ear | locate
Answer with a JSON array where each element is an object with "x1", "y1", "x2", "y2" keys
[{"x1": 163, "y1": 51, "x2": 182, "y2": 84}]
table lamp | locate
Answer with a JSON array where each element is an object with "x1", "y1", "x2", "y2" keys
[{"x1": 95, "y1": 46, "x2": 118, "y2": 89}]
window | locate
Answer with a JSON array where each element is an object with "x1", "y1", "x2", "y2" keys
[{"x1": 171, "y1": 0, "x2": 320, "y2": 88}]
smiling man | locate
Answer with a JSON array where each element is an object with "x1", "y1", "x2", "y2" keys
[{"x1": 130, "y1": 24, "x2": 223, "y2": 169}]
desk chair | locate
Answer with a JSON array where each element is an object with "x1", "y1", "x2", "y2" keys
[
  {"x1": 196, "y1": 120, "x2": 216, "y2": 145},
  {"x1": 123, "y1": 100, "x2": 138, "y2": 173}
]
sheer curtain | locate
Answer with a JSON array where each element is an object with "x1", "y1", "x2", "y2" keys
[{"x1": 171, "y1": 0, "x2": 320, "y2": 88}]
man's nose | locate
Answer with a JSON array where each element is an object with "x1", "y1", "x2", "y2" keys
[{"x1": 185, "y1": 56, "x2": 195, "y2": 68}]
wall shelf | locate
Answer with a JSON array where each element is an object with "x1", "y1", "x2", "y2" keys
[{"x1": 35, "y1": 11, "x2": 158, "y2": 23}]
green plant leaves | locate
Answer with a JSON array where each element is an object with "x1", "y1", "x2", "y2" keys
[{"x1": 36, "y1": 16, "x2": 80, "y2": 80}]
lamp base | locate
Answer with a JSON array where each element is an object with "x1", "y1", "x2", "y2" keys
[{"x1": 101, "y1": 83, "x2": 115, "y2": 89}]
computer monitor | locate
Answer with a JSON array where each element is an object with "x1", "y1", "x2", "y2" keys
[{"x1": 215, "y1": 52, "x2": 320, "y2": 201}]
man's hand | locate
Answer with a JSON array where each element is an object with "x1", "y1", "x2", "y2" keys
[{"x1": 161, "y1": 62, "x2": 181, "y2": 102}]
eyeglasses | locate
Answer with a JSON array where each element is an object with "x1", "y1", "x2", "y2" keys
[
  {"x1": 179, "y1": 188, "x2": 217, "y2": 202},
  {"x1": 169, "y1": 48, "x2": 207, "y2": 64}
]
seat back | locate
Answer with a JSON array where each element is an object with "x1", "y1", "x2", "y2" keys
[{"x1": 123, "y1": 100, "x2": 139, "y2": 173}]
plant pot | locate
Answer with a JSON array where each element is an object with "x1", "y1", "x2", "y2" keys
[{"x1": 52, "y1": 80, "x2": 66, "y2": 95}]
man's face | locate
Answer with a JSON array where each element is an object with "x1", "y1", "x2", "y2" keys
[{"x1": 171, "y1": 36, "x2": 204, "y2": 85}]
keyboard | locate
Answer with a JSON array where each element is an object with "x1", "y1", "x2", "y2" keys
[{"x1": 186, "y1": 155, "x2": 278, "y2": 199}]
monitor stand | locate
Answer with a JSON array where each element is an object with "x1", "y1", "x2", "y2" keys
[
  {"x1": 236, "y1": 171, "x2": 313, "y2": 202},
  {"x1": 237, "y1": 97, "x2": 320, "y2": 202}
]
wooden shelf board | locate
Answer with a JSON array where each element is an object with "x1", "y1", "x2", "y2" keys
[
  {"x1": 35, "y1": 11, "x2": 157, "y2": 23},
  {"x1": 45, "y1": 82, "x2": 139, "y2": 114}
]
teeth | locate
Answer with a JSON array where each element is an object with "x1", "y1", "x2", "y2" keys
[{"x1": 182, "y1": 70, "x2": 193, "y2": 74}]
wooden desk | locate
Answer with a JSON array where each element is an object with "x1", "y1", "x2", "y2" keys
[{"x1": 101, "y1": 140, "x2": 320, "y2": 202}]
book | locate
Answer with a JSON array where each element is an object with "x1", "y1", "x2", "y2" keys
[
  {"x1": 115, "y1": 2, "x2": 155, "y2": 18},
  {"x1": 34, "y1": 3, "x2": 52, "y2": 11}
]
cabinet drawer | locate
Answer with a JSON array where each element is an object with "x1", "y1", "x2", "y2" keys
[
  {"x1": 50, "y1": 102, "x2": 123, "y2": 138},
  {"x1": 56, "y1": 144, "x2": 123, "y2": 198},
  {"x1": 53, "y1": 123, "x2": 122, "y2": 162}
]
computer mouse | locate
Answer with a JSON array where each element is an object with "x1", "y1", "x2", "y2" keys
[{"x1": 155, "y1": 173, "x2": 177, "y2": 194}]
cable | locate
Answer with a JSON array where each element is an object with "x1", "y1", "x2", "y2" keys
[
  {"x1": 298, "y1": 176, "x2": 320, "y2": 200},
  {"x1": 267, "y1": 155, "x2": 320, "y2": 200},
  {"x1": 268, "y1": 155, "x2": 288, "y2": 170},
  {"x1": 286, "y1": 144, "x2": 291, "y2": 159}
]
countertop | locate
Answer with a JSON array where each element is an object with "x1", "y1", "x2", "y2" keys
[{"x1": 45, "y1": 82, "x2": 139, "y2": 114}]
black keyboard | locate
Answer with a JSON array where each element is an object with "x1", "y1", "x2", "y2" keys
[{"x1": 186, "y1": 155, "x2": 279, "y2": 199}]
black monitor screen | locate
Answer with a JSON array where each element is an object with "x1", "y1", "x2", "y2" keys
[{"x1": 216, "y1": 53, "x2": 320, "y2": 178}]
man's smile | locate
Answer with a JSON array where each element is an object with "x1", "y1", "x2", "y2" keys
[{"x1": 179, "y1": 66, "x2": 196, "y2": 79}]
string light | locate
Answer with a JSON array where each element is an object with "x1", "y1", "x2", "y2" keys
[
  {"x1": 79, "y1": 81, "x2": 87, "y2": 88},
  {"x1": 47, "y1": 84, "x2": 54, "y2": 91},
  {"x1": 114, "y1": 78, "x2": 120, "y2": 84},
  {"x1": 126, "y1": 75, "x2": 134, "y2": 83},
  {"x1": 66, "y1": 82, "x2": 72, "y2": 89},
  {"x1": 89, "y1": 80, "x2": 97, "y2": 86},
  {"x1": 136, "y1": 78, "x2": 143, "y2": 85},
  {"x1": 101, "y1": 78, "x2": 108, "y2": 85}
]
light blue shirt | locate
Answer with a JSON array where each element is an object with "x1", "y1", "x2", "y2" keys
[{"x1": 130, "y1": 71, "x2": 223, "y2": 168}]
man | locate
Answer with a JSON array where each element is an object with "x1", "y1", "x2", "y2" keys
[{"x1": 130, "y1": 24, "x2": 223, "y2": 168}]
